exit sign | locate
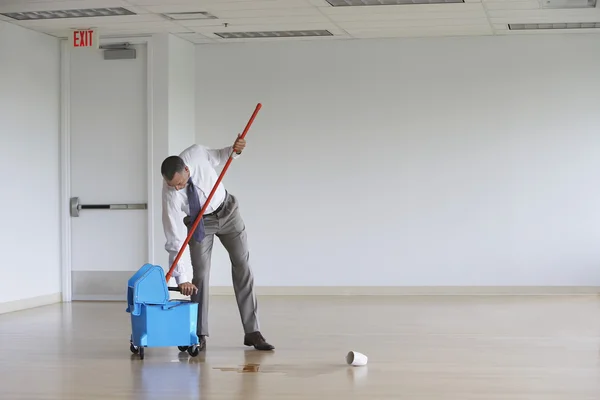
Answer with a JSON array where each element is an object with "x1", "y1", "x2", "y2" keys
[{"x1": 70, "y1": 29, "x2": 99, "y2": 49}]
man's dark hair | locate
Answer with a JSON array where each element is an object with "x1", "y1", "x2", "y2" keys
[{"x1": 161, "y1": 156, "x2": 186, "y2": 181}]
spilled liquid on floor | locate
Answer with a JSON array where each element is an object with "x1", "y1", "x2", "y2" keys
[
  {"x1": 213, "y1": 362, "x2": 347, "y2": 378},
  {"x1": 214, "y1": 363, "x2": 261, "y2": 373}
]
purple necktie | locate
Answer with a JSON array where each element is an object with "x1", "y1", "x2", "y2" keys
[{"x1": 186, "y1": 178, "x2": 205, "y2": 243}]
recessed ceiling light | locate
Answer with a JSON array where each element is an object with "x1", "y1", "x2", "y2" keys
[
  {"x1": 162, "y1": 12, "x2": 217, "y2": 20},
  {"x1": 508, "y1": 22, "x2": 600, "y2": 30},
  {"x1": 215, "y1": 30, "x2": 333, "y2": 39},
  {"x1": 0, "y1": 7, "x2": 135, "y2": 20},
  {"x1": 326, "y1": 0, "x2": 463, "y2": 5}
]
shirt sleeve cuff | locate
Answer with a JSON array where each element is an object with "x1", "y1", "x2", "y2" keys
[{"x1": 174, "y1": 273, "x2": 189, "y2": 285}]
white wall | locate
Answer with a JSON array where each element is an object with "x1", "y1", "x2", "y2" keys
[
  {"x1": 196, "y1": 34, "x2": 600, "y2": 288},
  {"x1": 168, "y1": 34, "x2": 196, "y2": 155},
  {"x1": 0, "y1": 22, "x2": 61, "y2": 304}
]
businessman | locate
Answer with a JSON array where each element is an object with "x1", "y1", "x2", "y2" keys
[{"x1": 160, "y1": 137, "x2": 273, "y2": 351}]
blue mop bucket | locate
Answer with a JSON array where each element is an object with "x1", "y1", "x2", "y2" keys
[{"x1": 126, "y1": 263, "x2": 200, "y2": 359}]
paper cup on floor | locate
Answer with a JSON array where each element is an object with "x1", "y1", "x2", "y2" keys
[{"x1": 346, "y1": 351, "x2": 368, "y2": 366}]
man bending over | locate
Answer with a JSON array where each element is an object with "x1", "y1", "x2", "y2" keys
[{"x1": 161, "y1": 137, "x2": 273, "y2": 351}]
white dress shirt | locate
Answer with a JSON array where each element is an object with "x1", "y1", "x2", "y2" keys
[{"x1": 162, "y1": 143, "x2": 240, "y2": 284}]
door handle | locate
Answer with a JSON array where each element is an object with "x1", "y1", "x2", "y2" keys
[{"x1": 70, "y1": 197, "x2": 147, "y2": 217}]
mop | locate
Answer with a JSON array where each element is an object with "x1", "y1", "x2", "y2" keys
[{"x1": 166, "y1": 102, "x2": 262, "y2": 286}]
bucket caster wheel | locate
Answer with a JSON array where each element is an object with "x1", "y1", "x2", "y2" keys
[
  {"x1": 130, "y1": 343, "x2": 139, "y2": 354},
  {"x1": 187, "y1": 345, "x2": 200, "y2": 357},
  {"x1": 139, "y1": 347, "x2": 145, "y2": 360},
  {"x1": 178, "y1": 346, "x2": 189, "y2": 352}
]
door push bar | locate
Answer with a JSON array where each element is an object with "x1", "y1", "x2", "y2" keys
[{"x1": 70, "y1": 197, "x2": 147, "y2": 217}]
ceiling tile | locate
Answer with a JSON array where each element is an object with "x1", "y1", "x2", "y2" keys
[
  {"x1": 173, "y1": 32, "x2": 216, "y2": 43},
  {"x1": 483, "y1": 0, "x2": 540, "y2": 10},
  {"x1": 138, "y1": 2, "x2": 322, "y2": 16},
  {"x1": 193, "y1": 21, "x2": 345, "y2": 35},
  {"x1": 326, "y1": 8, "x2": 487, "y2": 21},
  {"x1": 319, "y1": 3, "x2": 485, "y2": 15},
  {"x1": 488, "y1": 7, "x2": 600, "y2": 16},
  {"x1": 346, "y1": 24, "x2": 493, "y2": 38},
  {"x1": 488, "y1": 8, "x2": 600, "y2": 23},
  {"x1": 336, "y1": 17, "x2": 491, "y2": 29},
  {"x1": 206, "y1": 7, "x2": 324, "y2": 19},
  {"x1": 203, "y1": 0, "x2": 317, "y2": 12},
  {"x1": 128, "y1": 0, "x2": 312, "y2": 9},
  {"x1": 179, "y1": 14, "x2": 331, "y2": 28},
  {"x1": 126, "y1": 0, "x2": 256, "y2": 5},
  {"x1": 134, "y1": 4, "x2": 214, "y2": 13},
  {"x1": 304, "y1": 0, "x2": 332, "y2": 5}
]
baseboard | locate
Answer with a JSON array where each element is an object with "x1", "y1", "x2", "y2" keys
[
  {"x1": 72, "y1": 295, "x2": 125, "y2": 301},
  {"x1": 69, "y1": 286, "x2": 600, "y2": 302},
  {"x1": 0, "y1": 293, "x2": 62, "y2": 314},
  {"x1": 209, "y1": 286, "x2": 600, "y2": 296},
  {"x1": 70, "y1": 270, "x2": 599, "y2": 298}
]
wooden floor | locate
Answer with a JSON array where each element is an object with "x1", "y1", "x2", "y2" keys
[{"x1": 1, "y1": 295, "x2": 599, "y2": 399}]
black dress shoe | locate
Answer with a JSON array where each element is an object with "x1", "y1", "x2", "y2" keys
[{"x1": 244, "y1": 331, "x2": 274, "y2": 351}]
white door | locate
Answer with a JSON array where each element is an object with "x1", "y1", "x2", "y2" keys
[{"x1": 69, "y1": 42, "x2": 149, "y2": 300}]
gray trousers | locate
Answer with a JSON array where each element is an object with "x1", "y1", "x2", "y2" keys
[{"x1": 184, "y1": 192, "x2": 260, "y2": 337}]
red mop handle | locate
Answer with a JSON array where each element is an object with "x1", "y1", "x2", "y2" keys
[{"x1": 165, "y1": 103, "x2": 262, "y2": 283}]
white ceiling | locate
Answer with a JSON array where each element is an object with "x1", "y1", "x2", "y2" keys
[{"x1": 0, "y1": 0, "x2": 599, "y2": 44}]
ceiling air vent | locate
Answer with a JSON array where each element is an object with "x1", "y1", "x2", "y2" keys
[
  {"x1": 0, "y1": 7, "x2": 135, "y2": 20},
  {"x1": 508, "y1": 22, "x2": 600, "y2": 30},
  {"x1": 162, "y1": 12, "x2": 217, "y2": 20},
  {"x1": 326, "y1": 0, "x2": 463, "y2": 5},
  {"x1": 215, "y1": 30, "x2": 333, "y2": 39}
]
